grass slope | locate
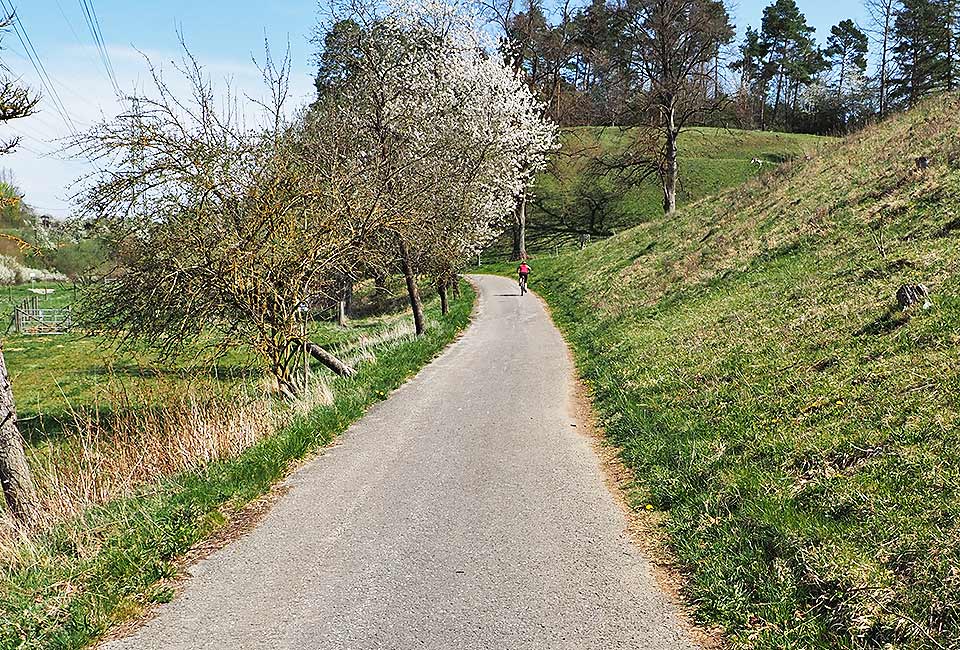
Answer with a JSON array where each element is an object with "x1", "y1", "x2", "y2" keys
[
  {"x1": 505, "y1": 95, "x2": 960, "y2": 648},
  {"x1": 0, "y1": 283, "x2": 474, "y2": 649},
  {"x1": 520, "y1": 126, "x2": 829, "y2": 253}
]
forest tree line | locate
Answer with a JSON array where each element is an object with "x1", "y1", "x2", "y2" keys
[{"x1": 492, "y1": 0, "x2": 960, "y2": 135}]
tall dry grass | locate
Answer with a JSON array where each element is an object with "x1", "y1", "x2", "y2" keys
[
  {"x1": 0, "y1": 372, "x2": 335, "y2": 548},
  {"x1": 0, "y1": 306, "x2": 425, "y2": 552}
]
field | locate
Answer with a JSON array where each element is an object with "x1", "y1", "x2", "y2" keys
[
  {"x1": 513, "y1": 126, "x2": 831, "y2": 255},
  {"x1": 0, "y1": 279, "x2": 475, "y2": 649},
  {"x1": 488, "y1": 94, "x2": 960, "y2": 648}
]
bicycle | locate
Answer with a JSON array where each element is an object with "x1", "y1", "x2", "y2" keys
[{"x1": 519, "y1": 275, "x2": 528, "y2": 295}]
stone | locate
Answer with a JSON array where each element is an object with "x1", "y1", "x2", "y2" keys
[{"x1": 897, "y1": 283, "x2": 932, "y2": 310}]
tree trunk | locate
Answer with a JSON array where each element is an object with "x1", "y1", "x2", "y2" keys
[
  {"x1": 879, "y1": 24, "x2": 889, "y2": 117},
  {"x1": 437, "y1": 280, "x2": 449, "y2": 316},
  {"x1": 343, "y1": 278, "x2": 353, "y2": 317},
  {"x1": 269, "y1": 348, "x2": 299, "y2": 399},
  {"x1": 948, "y1": 8, "x2": 956, "y2": 92},
  {"x1": 837, "y1": 58, "x2": 846, "y2": 98},
  {"x1": 662, "y1": 121, "x2": 679, "y2": 215},
  {"x1": 306, "y1": 342, "x2": 356, "y2": 377},
  {"x1": 880, "y1": 31, "x2": 887, "y2": 119},
  {"x1": 759, "y1": 90, "x2": 767, "y2": 131},
  {"x1": 511, "y1": 192, "x2": 527, "y2": 261},
  {"x1": 773, "y1": 70, "x2": 784, "y2": 121},
  {"x1": 0, "y1": 350, "x2": 36, "y2": 526},
  {"x1": 337, "y1": 276, "x2": 351, "y2": 328},
  {"x1": 398, "y1": 240, "x2": 426, "y2": 336}
]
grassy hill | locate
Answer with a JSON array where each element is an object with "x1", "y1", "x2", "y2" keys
[
  {"x1": 519, "y1": 126, "x2": 830, "y2": 254},
  {"x1": 502, "y1": 94, "x2": 960, "y2": 648}
]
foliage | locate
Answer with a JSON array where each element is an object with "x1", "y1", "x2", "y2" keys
[
  {"x1": 314, "y1": 0, "x2": 557, "y2": 318},
  {"x1": 891, "y1": 0, "x2": 960, "y2": 108},
  {"x1": 74, "y1": 51, "x2": 373, "y2": 394}
]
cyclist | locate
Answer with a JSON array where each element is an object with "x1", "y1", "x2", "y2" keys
[{"x1": 517, "y1": 261, "x2": 531, "y2": 294}]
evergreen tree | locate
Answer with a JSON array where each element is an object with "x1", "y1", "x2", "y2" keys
[
  {"x1": 943, "y1": 0, "x2": 960, "y2": 90},
  {"x1": 731, "y1": 26, "x2": 771, "y2": 127},
  {"x1": 760, "y1": 0, "x2": 817, "y2": 127},
  {"x1": 825, "y1": 20, "x2": 869, "y2": 97},
  {"x1": 891, "y1": 0, "x2": 953, "y2": 106}
]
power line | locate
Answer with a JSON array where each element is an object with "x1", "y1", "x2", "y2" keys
[
  {"x1": 0, "y1": 1, "x2": 79, "y2": 136},
  {"x1": 53, "y1": 0, "x2": 86, "y2": 51},
  {"x1": 78, "y1": 0, "x2": 121, "y2": 96}
]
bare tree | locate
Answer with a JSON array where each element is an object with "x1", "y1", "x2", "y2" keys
[
  {"x1": 866, "y1": 0, "x2": 899, "y2": 118},
  {"x1": 630, "y1": 0, "x2": 734, "y2": 213},
  {"x1": 0, "y1": 10, "x2": 40, "y2": 525},
  {"x1": 75, "y1": 49, "x2": 362, "y2": 397}
]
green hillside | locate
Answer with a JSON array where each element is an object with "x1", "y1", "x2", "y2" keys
[
  {"x1": 508, "y1": 95, "x2": 960, "y2": 647},
  {"x1": 523, "y1": 126, "x2": 830, "y2": 252}
]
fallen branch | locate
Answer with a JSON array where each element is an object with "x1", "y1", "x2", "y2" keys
[{"x1": 306, "y1": 342, "x2": 356, "y2": 377}]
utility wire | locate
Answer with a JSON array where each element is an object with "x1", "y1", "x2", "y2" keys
[
  {"x1": 0, "y1": 0, "x2": 79, "y2": 135},
  {"x1": 53, "y1": 0, "x2": 87, "y2": 52},
  {"x1": 78, "y1": 0, "x2": 120, "y2": 96}
]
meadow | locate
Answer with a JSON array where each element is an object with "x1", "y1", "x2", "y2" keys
[{"x1": 488, "y1": 94, "x2": 960, "y2": 648}]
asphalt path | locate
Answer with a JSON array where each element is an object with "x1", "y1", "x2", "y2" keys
[{"x1": 103, "y1": 274, "x2": 697, "y2": 650}]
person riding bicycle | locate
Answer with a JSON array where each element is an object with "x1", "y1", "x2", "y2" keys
[{"x1": 517, "y1": 261, "x2": 531, "y2": 291}]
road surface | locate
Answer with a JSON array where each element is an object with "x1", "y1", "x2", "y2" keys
[{"x1": 103, "y1": 274, "x2": 697, "y2": 650}]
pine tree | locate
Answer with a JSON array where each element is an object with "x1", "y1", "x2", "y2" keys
[
  {"x1": 825, "y1": 20, "x2": 869, "y2": 97},
  {"x1": 758, "y1": 0, "x2": 818, "y2": 128},
  {"x1": 731, "y1": 26, "x2": 771, "y2": 128},
  {"x1": 891, "y1": 0, "x2": 953, "y2": 107},
  {"x1": 943, "y1": 0, "x2": 960, "y2": 90}
]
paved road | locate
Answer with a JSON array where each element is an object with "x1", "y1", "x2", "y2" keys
[{"x1": 104, "y1": 274, "x2": 697, "y2": 650}]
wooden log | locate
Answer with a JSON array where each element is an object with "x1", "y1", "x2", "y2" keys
[{"x1": 306, "y1": 342, "x2": 356, "y2": 378}]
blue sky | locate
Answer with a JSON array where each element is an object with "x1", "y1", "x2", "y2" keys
[
  {"x1": 3, "y1": 0, "x2": 869, "y2": 217},
  {"x1": 734, "y1": 0, "x2": 869, "y2": 41}
]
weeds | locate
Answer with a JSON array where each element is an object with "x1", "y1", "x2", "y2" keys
[{"x1": 1, "y1": 383, "x2": 281, "y2": 539}]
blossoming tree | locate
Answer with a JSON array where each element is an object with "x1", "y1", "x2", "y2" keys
[{"x1": 314, "y1": 0, "x2": 558, "y2": 333}]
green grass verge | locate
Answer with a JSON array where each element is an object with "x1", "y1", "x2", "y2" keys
[
  {"x1": 0, "y1": 282, "x2": 474, "y2": 649},
  {"x1": 483, "y1": 94, "x2": 960, "y2": 648}
]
